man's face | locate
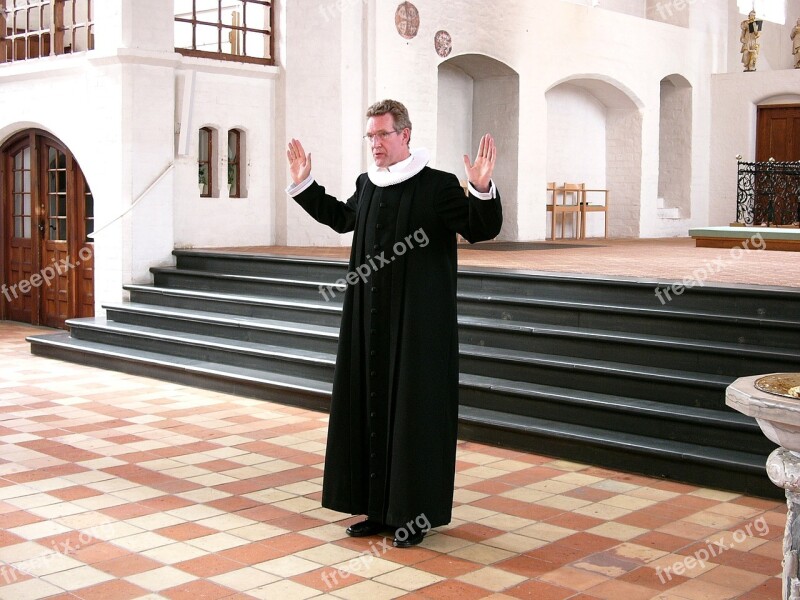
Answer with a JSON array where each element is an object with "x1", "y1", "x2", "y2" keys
[{"x1": 365, "y1": 113, "x2": 410, "y2": 168}]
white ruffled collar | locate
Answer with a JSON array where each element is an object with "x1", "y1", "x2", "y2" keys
[{"x1": 367, "y1": 148, "x2": 430, "y2": 187}]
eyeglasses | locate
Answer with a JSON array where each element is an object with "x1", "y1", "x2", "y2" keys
[{"x1": 363, "y1": 130, "x2": 400, "y2": 143}]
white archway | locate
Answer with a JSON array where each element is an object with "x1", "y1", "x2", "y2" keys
[
  {"x1": 658, "y1": 74, "x2": 693, "y2": 218},
  {"x1": 437, "y1": 54, "x2": 520, "y2": 240},
  {"x1": 545, "y1": 77, "x2": 643, "y2": 237}
]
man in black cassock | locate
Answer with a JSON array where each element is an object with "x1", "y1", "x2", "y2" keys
[{"x1": 286, "y1": 99, "x2": 502, "y2": 547}]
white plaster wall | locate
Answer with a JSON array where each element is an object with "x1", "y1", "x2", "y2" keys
[
  {"x1": 349, "y1": 0, "x2": 717, "y2": 240},
  {"x1": 6, "y1": 0, "x2": 779, "y2": 294},
  {"x1": 646, "y1": 0, "x2": 689, "y2": 28},
  {"x1": 172, "y1": 60, "x2": 279, "y2": 249},
  {"x1": 545, "y1": 84, "x2": 608, "y2": 238},
  {"x1": 0, "y1": 50, "x2": 178, "y2": 309},
  {"x1": 564, "y1": 0, "x2": 645, "y2": 17},
  {"x1": 545, "y1": 87, "x2": 607, "y2": 185},
  {"x1": 473, "y1": 76, "x2": 520, "y2": 240},
  {"x1": 658, "y1": 77, "x2": 692, "y2": 215},
  {"x1": 0, "y1": 0, "x2": 285, "y2": 318},
  {"x1": 436, "y1": 64, "x2": 473, "y2": 180},
  {"x1": 598, "y1": 0, "x2": 646, "y2": 18},
  {"x1": 281, "y1": 0, "x2": 368, "y2": 247},
  {"x1": 709, "y1": 69, "x2": 800, "y2": 226}
]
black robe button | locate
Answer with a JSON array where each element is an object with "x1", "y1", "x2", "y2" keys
[
  {"x1": 371, "y1": 308, "x2": 378, "y2": 314},
  {"x1": 370, "y1": 473, "x2": 376, "y2": 478},
  {"x1": 371, "y1": 287, "x2": 378, "y2": 293},
  {"x1": 370, "y1": 411, "x2": 376, "y2": 417},
  {"x1": 370, "y1": 371, "x2": 376, "y2": 377},
  {"x1": 370, "y1": 350, "x2": 376, "y2": 356},
  {"x1": 371, "y1": 432, "x2": 376, "y2": 438},
  {"x1": 370, "y1": 392, "x2": 376, "y2": 398},
  {"x1": 370, "y1": 452, "x2": 376, "y2": 458},
  {"x1": 373, "y1": 244, "x2": 380, "y2": 251}
]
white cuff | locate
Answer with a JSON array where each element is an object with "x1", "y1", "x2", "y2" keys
[
  {"x1": 286, "y1": 173, "x2": 314, "y2": 196},
  {"x1": 468, "y1": 180, "x2": 496, "y2": 200}
]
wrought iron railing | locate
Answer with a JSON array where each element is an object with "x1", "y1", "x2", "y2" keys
[{"x1": 736, "y1": 160, "x2": 800, "y2": 226}]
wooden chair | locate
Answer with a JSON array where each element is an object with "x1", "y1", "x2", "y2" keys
[
  {"x1": 580, "y1": 187, "x2": 609, "y2": 238},
  {"x1": 546, "y1": 182, "x2": 583, "y2": 240}
]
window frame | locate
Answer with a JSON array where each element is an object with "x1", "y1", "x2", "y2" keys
[
  {"x1": 227, "y1": 129, "x2": 241, "y2": 198},
  {"x1": 11, "y1": 147, "x2": 32, "y2": 239},
  {"x1": 736, "y1": 0, "x2": 785, "y2": 25},
  {"x1": 175, "y1": 0, "x2": 274, "y2": 66},
  {"x1": 198, "y1": 127, "x2": 214, "y2": 198},
  {"x1": 1, "y1": 0, "x2": 94, "y2": 64}
]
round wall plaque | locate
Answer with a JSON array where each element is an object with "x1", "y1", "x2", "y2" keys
[
  {"x1": 434, "y1": 30, "x2": 452, "y2": 57},
  {"x1": 395, "y1": 2, "x2": 420, "y2": 40}
]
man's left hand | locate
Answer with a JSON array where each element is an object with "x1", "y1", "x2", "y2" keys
[{"x1": 463, "y1": 133, "x2": 496, "y2": 194}]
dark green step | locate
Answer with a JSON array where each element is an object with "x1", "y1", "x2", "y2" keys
[
  {"x1": 457, "y1": 405, "x2": 779, "y2": 499},
  {"x1": 103, "y1": 303, "x2": 339, "y2": 355},
  {"x1": 125, "y1": 285, "x2": 343, "y2": 328},
  {"x1": 459, "y1": 374, "x2": 773, "y2": 454},
  {"x1": 27, "y1": 332, "x2": 331, "y2": 412},
  {"x1": 66, "y1": 318, "x2": 336, "y2": 382},
  {"x1": 460, "y1": 343, "x2": 731, "y2": 409}
]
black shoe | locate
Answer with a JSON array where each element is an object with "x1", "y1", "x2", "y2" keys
[
  {"x1": 392, "y1": 527, "x2": 427, "y2": 548},
  {"x1": 345, "y1": 519, "x2": 384, "y2": 537}
]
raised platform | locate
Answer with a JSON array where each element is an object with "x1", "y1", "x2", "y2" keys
[{"x1": 690, "y1": 226, "x2": 800, "y2": 251}]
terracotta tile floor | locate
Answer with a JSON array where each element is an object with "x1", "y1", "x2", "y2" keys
[
  {"x1": 0, "y1": 321, "x2": 786, "y2": 599},
  {"x1": 218, "y1": 237, "x2": 800, "y2": 288}
]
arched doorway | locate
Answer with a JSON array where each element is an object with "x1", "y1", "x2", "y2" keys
[
  {"x1": 437, "y1": 54, "x2": 520, "y2": 240},
  {"x1": 545, "y1": 78, "x2": 643, "y2": 237},
  {"x1": 1, "y1": 130, "x2": 94, "y2": 328},
  {"x1": 658, "y1": 75, "x2": 693, "y2": 219}
]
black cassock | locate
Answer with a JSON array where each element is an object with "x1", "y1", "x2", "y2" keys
[{"x1": 293, "y1": 166, "x2": 502, "y2": 528}]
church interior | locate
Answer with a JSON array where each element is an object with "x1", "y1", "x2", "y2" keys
[{"x1": 1, "y1": 0, "x2": 800, "y2": 598}]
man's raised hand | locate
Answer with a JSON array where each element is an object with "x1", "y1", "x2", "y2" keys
[
  {"x1": 463, "y1": 133, "x2": 496, "y2": 194},
  {"x1": 287, "y1": 138, "x2": 312, "y2": 184}
]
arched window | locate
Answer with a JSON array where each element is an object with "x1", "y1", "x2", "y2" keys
[
  {"x1": 198, "y1": 127, "x2": 213, "y2": 197},
  {"x1": 737, "y1": 0, "x2": 785, "y2": 24},
  {"x1": 227, "y1": 129, "x2": 243, "y2": 198}
]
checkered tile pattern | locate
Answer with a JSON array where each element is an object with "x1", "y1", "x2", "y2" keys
[{"x1": 0, "y1": 323, "x2": 784, "y2": 599}]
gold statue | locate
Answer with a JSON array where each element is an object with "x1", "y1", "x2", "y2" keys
[
  {"x1": 792, "y1": 18, "x2": 800, "y2": 69},
  {"x1": 740, "y1": 10, "x2": 761, "y2": 72}
]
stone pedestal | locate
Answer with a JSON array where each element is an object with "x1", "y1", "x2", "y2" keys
[
  {"x1": 767, "y1": 448, "x2": 800, "y2": 599},
  {"x1": 727, "y1": 373, "x2": 800, "y2": 600}
]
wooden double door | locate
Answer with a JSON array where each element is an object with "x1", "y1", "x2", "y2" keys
[{"x1": 1, "y1": 131, "x2": 94, "y2": 329}]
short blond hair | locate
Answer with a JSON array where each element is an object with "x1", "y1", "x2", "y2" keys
[{"x1": 366, "y1": 99, "x2": 412, "y2": 143}]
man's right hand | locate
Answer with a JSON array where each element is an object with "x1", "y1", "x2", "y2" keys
[{"x1": 287, "y1": 138, "x2": 312, "y2": 184}]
